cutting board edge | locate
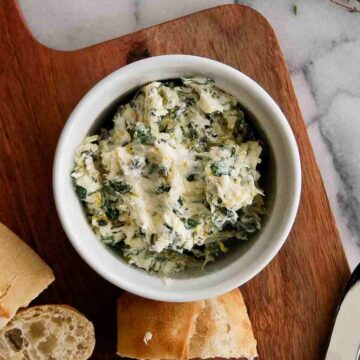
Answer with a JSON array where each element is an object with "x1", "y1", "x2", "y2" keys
[{"x1": 13, "y1": 2, "x2": 277, "y2": 54}]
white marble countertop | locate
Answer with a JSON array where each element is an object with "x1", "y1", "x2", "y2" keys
[{"x1": 18, "y1": 0, "x2": 360, "y2": 270}]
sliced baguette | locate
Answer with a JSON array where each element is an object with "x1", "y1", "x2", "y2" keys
[
  {"x1": 117, "y1": 289, "x2": 257, "y2": 360},
  {"x1": 0, "y1": 305, "x2": 95, "y2": 360},
  {"x1": 189, "y1": 289, "x2": 258, "y2": 359},
  {"x1": 117, "y1": 294, "x2": 203, "y2": 360},
  {"x1": 0, "y1": 223, "x2": 55, "y2": 329}
]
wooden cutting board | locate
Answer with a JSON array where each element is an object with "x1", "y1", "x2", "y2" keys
[{"x1": 0, "y1": 2, "x2": 350, "y2": 359}]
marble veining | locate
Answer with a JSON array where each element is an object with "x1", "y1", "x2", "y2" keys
[{"x1": 17, "y1": 0, "x2": 360, "y2": 269}]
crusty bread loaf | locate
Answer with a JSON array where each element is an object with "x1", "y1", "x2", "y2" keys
[
  {"x1": 189, "y1": 290, "x2": 258, "y2": 359},
  {"x1": 0, "y1": 223, "x2": 55, "y2": 329},
  {"x1": 0, "y1": 305, "x2": 95, "y2": 360},
  {"x1": 117, "y1": 289, "x2": 257, "y2": 359},
  {"x1": 117, "y1": 294, "x2": 203, "y2": 360}
]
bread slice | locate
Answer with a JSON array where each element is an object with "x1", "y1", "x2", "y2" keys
[
  {"x1": 117, "y1": 289, "x2": 257, "y2": 359},
  {"x1": 189, "y1": 289, "x2": 258, "y2": 359},
  {"x1": 0, "y1": 305, "x2": 95, "y2": 360},
  {"x1": 0, "y1": 223, "x2": 55, "y2": 329},
  {"x1": 117, "y1": 293, "x2": 203, "y2": 360}
]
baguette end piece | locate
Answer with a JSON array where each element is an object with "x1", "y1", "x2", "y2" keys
[
  {"x1": 0, "y1": 223, "x2": 55, "y2": 329},
  {"x1": 0, "y1": 305, "x2": 95, "y2": 360},
  {"x1": 117, "y1": 289, "x2": 258, "y2": 360},
  {"x1": 117, "y1": 293, "x2": 203, "y2": 360},
  {"x1": 189, "y1": 289, "x2": 258, "y2": 359}
]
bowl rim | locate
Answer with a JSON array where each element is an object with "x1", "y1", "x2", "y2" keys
[{"x1": 53, "y1": 54, "x2": 301, "y2": 302}]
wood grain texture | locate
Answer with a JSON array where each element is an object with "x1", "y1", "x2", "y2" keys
[{"x1": 0, "y1": 2, "x2": 350, "y2": 359}]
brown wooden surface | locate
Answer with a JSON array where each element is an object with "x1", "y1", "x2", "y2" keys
[{"x1": 0, "y1": 2, "x2": 350, "y2": 359}]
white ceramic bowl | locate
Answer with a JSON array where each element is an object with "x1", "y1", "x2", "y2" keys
[{"x1": 53, "y1": 55, "x2": 301, "y2": 302}]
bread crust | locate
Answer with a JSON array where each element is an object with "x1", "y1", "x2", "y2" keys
[
  {"x1": 189, "y1": 289, "x2": 258, "y2": 359},
  {"x1": 117, "y1": 289, "x2": 257, "y2": 360},
  {"x1": 0, "y1": 223, "x2": 55, "y2": 329},
  {"x1": 117, "y1": 293, "x2": 203, "y2": 360}
]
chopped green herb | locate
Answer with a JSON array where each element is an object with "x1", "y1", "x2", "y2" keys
[
  {"x1": 159, "y1": 88, "x2": 168, "y2": 107},
  {"x1": 103, "y1": 199, "x2": 120, "y2": 220},
  {"x1": 98, "y1": 219, "x2": 108, "y2": 226},
  {"x1": 186, "y1": 173, "x2": 198, "y2": 182},
  {"x1": 210, "y1": 161, "x2": 233, "y2": 176},
  {"x1": 177, "y1": 197, "x2": 184, "y2": 206},
  {"x1": 150, "y1": 233, "x2": 157, "y2": 244},
  {"x1": 182, "y1": 77, "x2": 214, "y2": 85},
  {"x1": 202, "y1": 199, "x2": 210, "y2": 210},
  {"x1": 168, "y1": 105, "x2": 181, "y2": 120},
  {"x1": 105, "y1": 208, "x2": 119, "y2": 220},
  {"x1": 164, "y1": 223, "x2": 173, "y2": 231},
  {"x1": 75, "y1": 185, "x2": 87, "y2": 200},
  {"x1": 156, "y1": 184, "x2": 171, "y2": 194},
  {"x1": 103, "y1": 183, "x2": 118, "y2": 197},
  {"x1": 106, "y1": 207, "x2": 119, "y2": 220},
  {"x1": 188, "y1": 123, "x2": 198, "y2": 140},
  {"x1": 111, "y1": 181, "x2": 131, "y2": 194},
  {"x1": 233, "y1": 111, "x2": 253, "y2": 143},
  {"x1": 158, "y1": 122, "x2": 168, "y2": 132},
  {"x1": 133, "y1": 124, "x2": 154, "y2": 145},
  {"x1": 129, "y1": 158, "x2": 143, "y2": 169},
  {"x1": 184, "y1": 218, "x2": 200, "y2": 229},
  {"x1": 148, "y1": 163, "x2": 158, "y2": 175},
  {"x1": 185, "y1": 98, "x2": 196, "y2": 107},
  {"x1": 211, "y1": 207, "x2": 238, "y2": 229}
]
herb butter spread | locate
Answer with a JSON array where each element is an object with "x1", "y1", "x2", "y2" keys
[{"x1": 72, "y1": 78, "x2": 265, "y2": 275}]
